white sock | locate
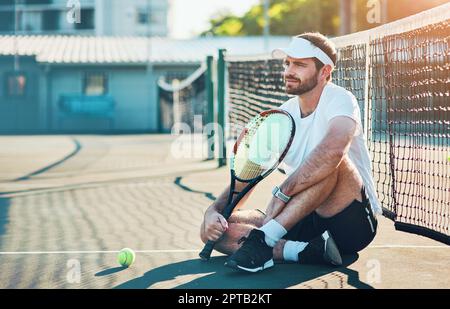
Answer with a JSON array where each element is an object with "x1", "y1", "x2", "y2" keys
[
  {"x1": 283, "y1": 240, "x2": 308, "y2": 262},
  {"x1": 258, "y1": 219, "x2": 287, "y2": 247}
]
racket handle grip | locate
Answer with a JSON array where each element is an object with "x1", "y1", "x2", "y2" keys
[{"x1": 199, "y1": 240, "x2": 216, "y2": 261}]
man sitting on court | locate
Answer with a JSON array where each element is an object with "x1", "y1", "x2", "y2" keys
[{"x1": 200, "y1": 32, "x2": 381, "y2": 273}]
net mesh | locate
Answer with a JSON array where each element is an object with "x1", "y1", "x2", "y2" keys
[
  {"x1": 158, "y1": 66, "x2": 207, "y2": 133},
  {"x1": 226, "y1": 6, "x2": 450, "y2": 244}
]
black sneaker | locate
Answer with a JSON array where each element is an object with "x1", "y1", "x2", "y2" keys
[
  {"x1": 298, "y1": 230, "x2": 342, "y2": 266},
  {"x1": 225, "y1": 229, "x2": 274, "y2": 273}
]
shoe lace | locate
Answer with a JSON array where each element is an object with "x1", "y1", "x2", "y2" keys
[
  {"x1": 237, "y1": 236, "x2": 247, "y2": 245},
  {"x1": 298, "y1": 235, "x2": 324, "y2": 264},
  {"x1": 236, "y1": 232, "x2": 266, "y2": 256}
]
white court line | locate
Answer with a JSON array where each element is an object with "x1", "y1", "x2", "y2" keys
[
  {"x1": 0, "y1": 249, "x2": 200, "y2": 255},
  {"x1": 0, "y1": 246, "x2": 448, "y2": 255},
  {"x1": 368, "y1": 245, "x2": 449, "y2": 249}
]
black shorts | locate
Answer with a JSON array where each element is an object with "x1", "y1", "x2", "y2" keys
[{"x1": 283, "y1": 187, "x2": 378, "y2": 254}]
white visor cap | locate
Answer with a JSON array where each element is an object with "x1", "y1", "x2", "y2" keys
[{"x1": 272, "y1": 37, "x2": 335, "y2": 69}]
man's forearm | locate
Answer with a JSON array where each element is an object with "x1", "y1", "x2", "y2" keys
[
  {"x1": 206, "y1": 186, "x2": 231, "y2": 215},
  {"x1": 280, "y1": 142, "x2": 343, "y2": 197}
]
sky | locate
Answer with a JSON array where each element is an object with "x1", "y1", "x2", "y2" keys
[{"x1": 169, "y1": 0, "x2": 260, "y2": 39}]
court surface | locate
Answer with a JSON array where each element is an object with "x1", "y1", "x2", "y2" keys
[{"x1": 0, "y1": 135, "x2": 448, "y2": 289}]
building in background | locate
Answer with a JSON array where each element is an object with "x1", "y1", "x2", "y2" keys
[
  {"x1": 0, "y1": 35, "x2": 290, "y2": 134},
  {"x1": 0, "y1": 0, "x2": 169, "y2": 37}
]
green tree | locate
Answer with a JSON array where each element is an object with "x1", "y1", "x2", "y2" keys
[
  {"x1": 201, "y1": 0, "x2": 340, "y2": 37},
  {"x1": 202, "y1": 0, "x2": 449, "y2": 37}
]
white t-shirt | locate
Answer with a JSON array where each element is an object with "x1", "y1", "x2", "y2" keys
[{"x1": 279, "y1": 82, "x2": 382, "y2": 215}]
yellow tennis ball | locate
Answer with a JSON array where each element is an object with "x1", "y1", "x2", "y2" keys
[
  {"x1": 448, "y1": 154, "x2": 450, "y2": 162},
  {"x1": 117, "y1": 248, "x2": 135, "y2": 267}
]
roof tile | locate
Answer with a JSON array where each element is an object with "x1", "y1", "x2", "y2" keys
[{"x1": 0, "y1": 35, "x2": 290, "y2": 64}]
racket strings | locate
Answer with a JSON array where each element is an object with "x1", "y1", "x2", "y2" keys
[{"x1": 234, "y1": 112, "x2": 293, "y2": 180}]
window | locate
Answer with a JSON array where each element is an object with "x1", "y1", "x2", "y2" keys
[
  {"x1": 75, "y1": 9, "x2": 94, "y2": 30},
  {"x1": 84, "y1": 73, "x2": 107, "y2": 95},
  {"x1": 5, "y1": 72, "x2": 27, "y2": 97},
  {"x1": 42, "y1": 10, "x2": 59, "y2": 31},
  {"x1": 0, "y1": 0, "x2": 14, "y2": 5},
  {"x1": 24, "y1": 0, "x2": 52, "y2": 4},
  {"x1": 136, "y1": 8, "x2": 149, "y2": 24},
  {"x1": 0, "y1": 12, "x2": 14, "y2": 32}
]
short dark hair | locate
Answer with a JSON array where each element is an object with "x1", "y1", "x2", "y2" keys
[{"x1": 296, "y1": 32, "x2": 337, "y2": 80}]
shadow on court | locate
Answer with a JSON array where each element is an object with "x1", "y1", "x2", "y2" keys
[
  {"x1": 112, "y1": 254, "x2": 373, "y2": 289},
  {"x1": 95, "y1": 266, "x2": 128, "y2": 276},
  {"x1": 14, "y1": 137, "x2": 82, "y2": 182}
]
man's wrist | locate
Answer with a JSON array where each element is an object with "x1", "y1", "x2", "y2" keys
[
  {"x1": 272, "y1": 186, "x2": 291, "y2": 203},
  {"x1": 205, "y1": 205, "x2": 218, "y2": 217},
  {"x1": 279, "y1": 184, "x2": 290, "y2": 197}
]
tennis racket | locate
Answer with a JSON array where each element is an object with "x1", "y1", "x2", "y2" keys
[{"x1": 199, "y1": 109, "x2": 295, "y2": 261}]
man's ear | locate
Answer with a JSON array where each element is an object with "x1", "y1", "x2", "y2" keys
[{"x1": 321, "y1": 65, "x2": 333, "y2": 81}]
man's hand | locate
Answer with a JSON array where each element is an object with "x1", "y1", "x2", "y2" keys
[{"x1": 202, "y1": 211, "x2": 229, "y2": 242}]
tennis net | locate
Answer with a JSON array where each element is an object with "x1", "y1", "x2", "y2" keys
[
  {"x1": 226, "y1": 4, "x2": 450, "y2": 244},
  {"x1": 158, "y1": 65, "x2": 207, "y2": 133}
]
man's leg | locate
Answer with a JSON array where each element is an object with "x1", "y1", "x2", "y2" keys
[
  {"x1": 201, "y1": 165, "x2": 339, "y2": 257},
  {"x1": 223, "y1": 168, "x2": 340, "y2": 272},
  {"x1": 202, "y1": 156, "x2": 364, "y2": 262},
  {"x1": 265, "y1": 166, "x2": 339, "y2": 231},
  {"x1": 225, "y1": 156, "x2": 364, "y2": 271},
  {"x1": 273, "y1": 156, "x2": 364, "y2": 261},
  {"x1": 200, "y1": 209, "x2": 265, "y2": 255}
]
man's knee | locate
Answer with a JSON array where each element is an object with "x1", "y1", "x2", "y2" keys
[
  {"x1": 200, "y1": 221, "x2": 257, "y2": 253},
  {"x1": 200, "y1": 210, "x2": 263, "y2": 245},
  {"x1": 338, "y1": 155, "x2": 362, "y2": 182},
  {"x1": 322, "y1": 155, "x2": 358, "y2": 191},
  {"x1": 200, "y1": 221, "x2": 207, "y2": 244}
]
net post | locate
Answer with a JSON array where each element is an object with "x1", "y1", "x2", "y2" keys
[
  {"x1": 156, "y1": 83, "x2": 162, "y2": 133},
  {"x1": 217, "y1": 49, "x2": 227, "y2": 167},
  {"x1": 363, "y1": 40, "x2": 371, "y2": 141},
  {"x1": 206, "y1": 55, "x2": 215, "y2": 160}
]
